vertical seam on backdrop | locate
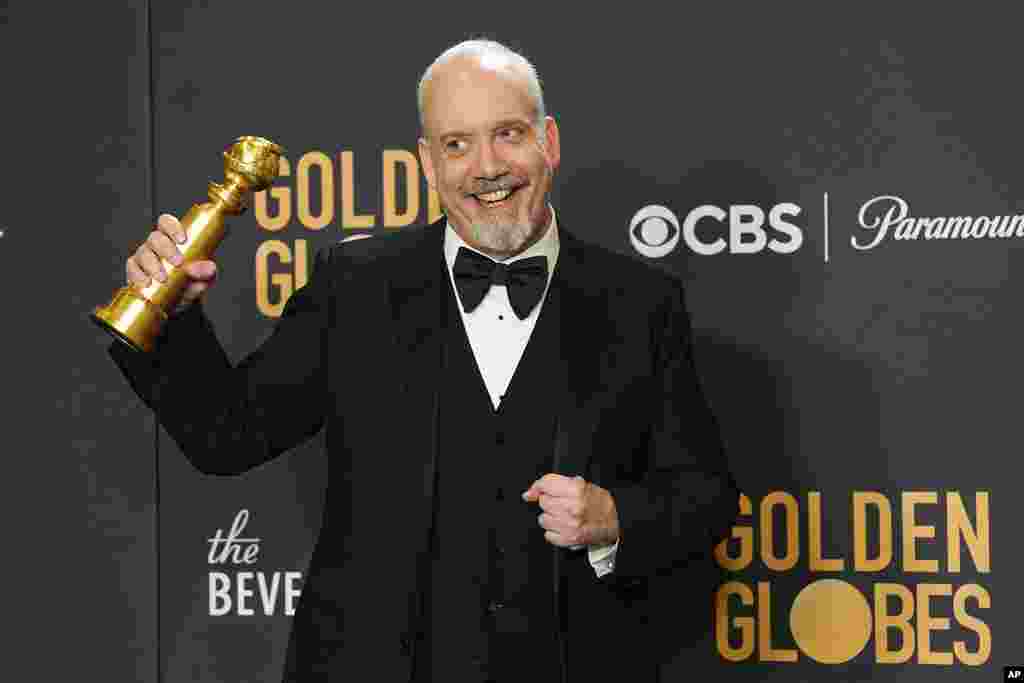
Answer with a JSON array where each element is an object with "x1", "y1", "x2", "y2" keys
[{"x1": 142, "y1": 1, "x2": 161, "y2": 681}]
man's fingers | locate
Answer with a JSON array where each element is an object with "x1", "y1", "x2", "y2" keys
[
  {"x1": 543, "y1": 530, "x2": 579, "y2": 548},
  {"x1": 136, "y1": 244, "x2": 167, "y2": 282},
  {"x1": 525, "y1": 473, "x2": 584, "y2": 500},
  {"x1": 538, "y1": 493, "x2": 581, "y2": 518},
  {"x1": 157, "y1": 213, "x2": 187, "y2": 244},
  {"x1": 538, "y1": 511, "x2": 581, "y2": 538},
  {"x1": 149, "y1": 229, "x2": 184, "y2": 266},
  {"x1": 184, "y1": 260, "x2": 217, "y2": 281},
  {"x1": 126, "y1": 258, "x2": 149, "y2": 288},
  {"x1": 124, "y1": 215, "x2": 212, "y2": 317}
]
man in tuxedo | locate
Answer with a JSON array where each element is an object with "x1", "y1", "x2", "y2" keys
[{"x1": 112, "y1": 39, "x2": 738, "y2": 683}]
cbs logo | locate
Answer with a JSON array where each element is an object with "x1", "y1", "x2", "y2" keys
[{"x1": 629, "y1": 204, "x2": 804, "y2": 257}]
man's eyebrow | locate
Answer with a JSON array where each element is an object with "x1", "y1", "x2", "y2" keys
[
  {"x1": 492, "y1": 118, "x2": 532, "y2": 130},
  {"x1": 438, "y1": 129, "x2": 471, "y2": 141},
  {"x1": 438, "y1": 119, "x2": 533, "y2": 140}
]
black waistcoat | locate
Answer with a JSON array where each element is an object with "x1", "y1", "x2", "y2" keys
[{"x1": 412, "y1": 268, "x2": 567, "y2": 683}]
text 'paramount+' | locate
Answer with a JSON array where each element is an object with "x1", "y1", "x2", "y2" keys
[{"x1": 852, "y1": 194, "x2": 1024, "y2": 250}]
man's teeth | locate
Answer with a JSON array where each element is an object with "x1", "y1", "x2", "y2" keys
[{"x1": 476, "y1": 189, "x2": 513, "y2": 203}]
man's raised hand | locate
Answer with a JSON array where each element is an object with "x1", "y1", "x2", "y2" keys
[{"x1": 126, "y1": 213, "x2": 218, "y2": 314}]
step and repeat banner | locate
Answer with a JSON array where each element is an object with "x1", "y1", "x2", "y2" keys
[{"x1": 96, "y1": 3, "x2": 1023, "y2": 681}]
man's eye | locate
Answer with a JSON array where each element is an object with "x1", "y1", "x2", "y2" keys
[
  {"x1": 445, "y1": 140, "x2": 467, "y2": 153},
  {"x1": 500, "y1": 128, "x2": 524, "y2": 141}
]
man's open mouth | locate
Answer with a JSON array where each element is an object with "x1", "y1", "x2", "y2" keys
[{"x1": 471, "y1": 185, "x2": 521, "y2": 206}]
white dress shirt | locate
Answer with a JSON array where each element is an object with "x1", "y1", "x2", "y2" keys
[{"x1": 443, "y1": 208, "x2": 619, "y2": 578}]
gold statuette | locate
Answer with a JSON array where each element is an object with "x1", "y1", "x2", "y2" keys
[{"x1": 92, "y1": 136, "x2": 284, "y2": 352}]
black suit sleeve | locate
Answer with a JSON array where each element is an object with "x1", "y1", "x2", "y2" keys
[
  {"x1": 106, "y1": 245, "x2": 336, "y2": 475},
  {"x1": 606, "y1": 278, "x2": 738, "y2": 582}
]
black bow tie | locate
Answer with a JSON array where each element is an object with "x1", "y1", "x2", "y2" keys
[{"x1": 452, "y1": 246, "x2": 549, "y2": 319}]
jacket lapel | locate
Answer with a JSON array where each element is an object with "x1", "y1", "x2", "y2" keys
[
  {"x1": 548, "y1": 223, "x2": 612, "y2": 480},
  {"x1": 544, "y1": 222, "x2": 613, "y2": 673},
  {"x1": 387, "y1": 218, "x2": 449, "y2": 510}
]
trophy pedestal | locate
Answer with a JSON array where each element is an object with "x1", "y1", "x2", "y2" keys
[{"x1": 91, "y1": 286, "x2": 168, "y2": 353}]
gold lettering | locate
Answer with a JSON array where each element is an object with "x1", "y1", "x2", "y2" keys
[
  {"x1": 255, "y1": 240, "x2": 292, "y2": 318},
  {"x1": 296, "y1": 152, "x2": 334, "y2": 230},
  {"x1": 916, "y1": 583, "x2": 953, "y2": 664},
  {"x1": 760, "y1": 492, "x2": 799, "y2": 571},
  {"x1": 853, "y1": 492, "x2": 893, "y2": 571},
  {"x1": 874, "y1": 583, "x2": 914, "y2": 664},
  {"x1": 340, "y1": 151, "x2": 374, "y2": 229},
  {"x1": 946, "y1": 492, "x2": 990, "y2": 573},
  {"x1": 294, "y1": 239, "x2": 308, "y2": 291},
  {"x1": 715, "y1": 581, "x2": 754, "y2": 662},
  {"x1": 808, "y1": 491, "x2": 844, "y2": 571},
  {"x1": 382, "y1": 150, "x2": 420, "y2": 228},
  {"x1": 254, "y1": 157, "x2": 292, "y2": 231},
  {"x1": 714, "y1": 494, "x2": 753, "y2": 571},
  {"x1": 902, "y1": 492, "x2": 939, "y2": 573},
  {"x1": 952, "y1": 584, "x2": 991, "y2": 665},
  {"x1": 757, "y1": 582, "x2": 797, "y2": 662}
]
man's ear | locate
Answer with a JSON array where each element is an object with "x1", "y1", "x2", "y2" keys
[
  {"x1": 418, "y1": 137, "x2": 437, "y2": 190},
  {"x1": 543, "y1": 116, "x2": 561, "y2": 172}
]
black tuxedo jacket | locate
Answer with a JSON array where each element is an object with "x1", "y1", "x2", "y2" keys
[{"x1": 110, "y1": 217, "x2": 739, "y2": 682}]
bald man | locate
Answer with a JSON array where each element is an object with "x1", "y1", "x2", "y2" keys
[{"x1": 112, "y1": 39, "x2": 738, "y2": 683}]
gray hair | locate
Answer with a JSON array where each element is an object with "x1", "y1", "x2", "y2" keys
[{"x1": 417, "y1": 39, "x2": 547, "y2": 136}]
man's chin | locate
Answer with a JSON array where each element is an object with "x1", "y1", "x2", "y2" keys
[
  {"x1": 466, "y1": 222, "x2": 533, "y2": 257},
  {"x1": 448, "y1": 203, "x2": 547, "y2": 255}
]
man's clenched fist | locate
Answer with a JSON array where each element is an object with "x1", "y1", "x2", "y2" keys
[{"x1": 522, "y1": 474, "x2": 620, "y2": 548}]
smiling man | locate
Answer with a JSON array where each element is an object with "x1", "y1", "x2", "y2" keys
[
  {"x1": 109, "y1": 39, "x2": 738, "y2": 683},
  {"x1": 417, "y1": 46, "x2": 558, "y2": 260}
]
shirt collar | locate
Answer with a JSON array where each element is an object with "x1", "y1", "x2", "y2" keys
[{"x1": 444, "y1": 206, "x2": 560, "y2": 279}]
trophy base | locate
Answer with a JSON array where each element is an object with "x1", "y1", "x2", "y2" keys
[{"x1": 91, "y1": 286, "x2": 167, "y2": 353}]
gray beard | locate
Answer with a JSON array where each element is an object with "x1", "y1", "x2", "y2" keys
[{"x1": 467, "y1": 218, "x2": 538, "y2": 258}]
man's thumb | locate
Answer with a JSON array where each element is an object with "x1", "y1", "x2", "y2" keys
[{"x1": 186, "y1": 260, "x2": 217, "y2": 280}]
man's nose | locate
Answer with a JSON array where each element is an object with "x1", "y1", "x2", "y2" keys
[{"x1": 474, "y1": 138, "x2": 507, "y2": 179}]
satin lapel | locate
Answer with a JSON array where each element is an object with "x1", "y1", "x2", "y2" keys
[
  {"x1": 548, "y1": 223, "x2": 612, "y2": 480},
  {"x1": 387, "y1": 219, "x2": 448, "y2": 508}
]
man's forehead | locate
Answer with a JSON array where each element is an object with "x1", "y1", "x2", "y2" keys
[
  {"x1": 424, "y1": 55, "x2": 535, "y2": 132},
  {"x1": 437, "y1": 52, "x2": 524, "y2": 84}
]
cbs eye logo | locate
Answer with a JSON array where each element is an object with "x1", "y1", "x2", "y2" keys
[
  {"x1": 630, "y1": 205, "x2": 680, "y2": 258},
  {"x1": 630, "y1": 203, "x2": 805, "y2": 257}
]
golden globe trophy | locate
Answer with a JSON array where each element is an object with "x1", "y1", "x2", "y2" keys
[{"x1": 91, "y1": 136, "x2": 283, "y2": 352}]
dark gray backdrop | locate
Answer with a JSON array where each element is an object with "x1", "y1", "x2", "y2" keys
[{"x1": 10, "y1": 1, "x2": 1019, "y2": 681}]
